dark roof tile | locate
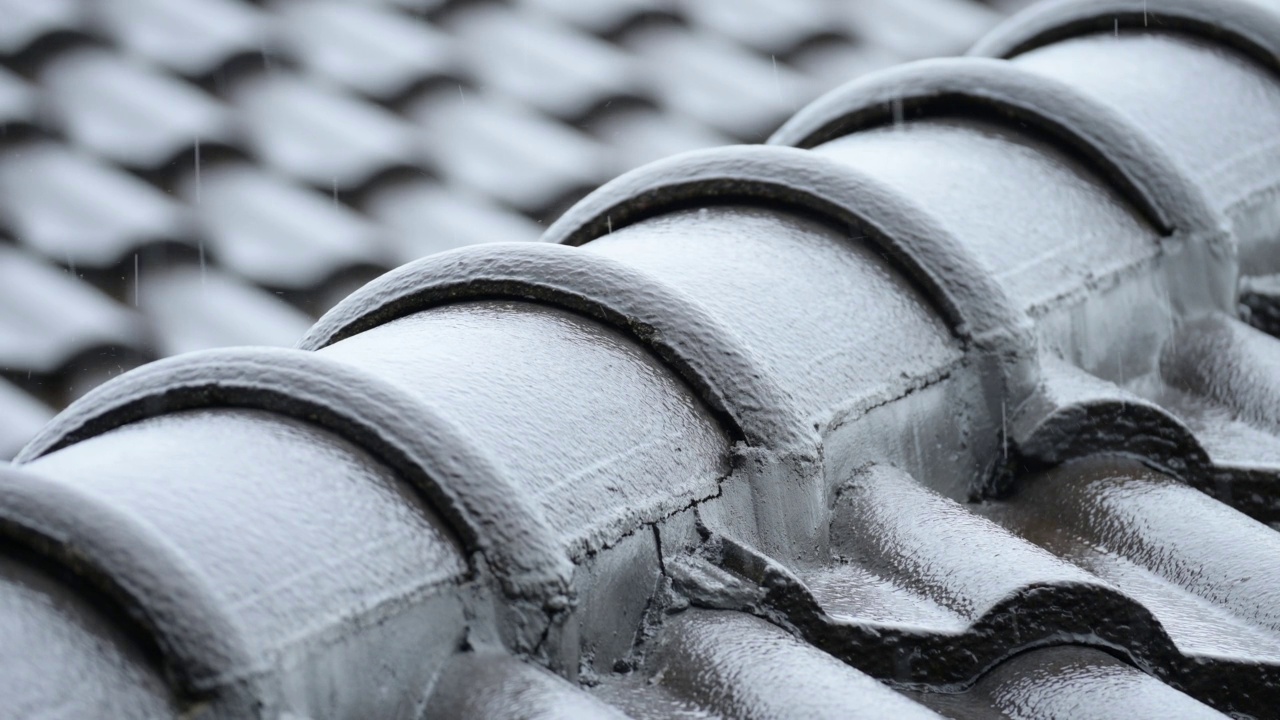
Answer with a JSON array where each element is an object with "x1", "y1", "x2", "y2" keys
[
  {"x1": 812, "y1": 116, "x2": 1159, "y2": 316},
  {"x1": 613, "y1": 610, "x2": 944, "y2": 719},
  {"x1": 19, "y1": 404, "x2": 467, "y2": 712},
  {"x1": 785, "y1": 40, "x2": 902, "y2": 95},
  {"x1": 580, "y1": 203, "x2": 961, "y2": 423},
  {"x1": 20, "y1": 0, "x2": 1280, "y2": 717},
  {"x1": 910, "y1": 646, "x2": 1229, "y2": 719},
  {"x1": 427, "y1": 652, "x2": 632, "y2": 719},
  {"x1": 316, "y1": 297, "x2": 731, "y2": 556},
  {"x1": 0, "y1": 550, "x2": 180, "y2": 716},
  {"x1": 1008, "y1": 32, "x2": 1280, "y2": 269}
]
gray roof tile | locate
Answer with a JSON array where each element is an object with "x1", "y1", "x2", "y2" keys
[
  {"x1": 0, "y1": 380, "x2": 53, "y2": 460},
  {"x1": 0, "y1": 67, "x2": 36, "y2": 134},
  {"x1": 39, "y1": 48, "x2": 235, "y2": 170},
  {"x1": 0, "y1": 0, "x2": 85, "y2": 59},
  {"x1": 680, "y1": 0, "x2": 843, "y2": 56},
  {"x1": 447, "y1": 4, "x2": 647, "y2": 122},
  {"x1": 0, "y1": 142, "x2": 190, "y2": 268},
  {"x1": 411, "y1": 90, "x2": 609, "y2": 215},
  {"x1": 17, "y1": 1, "x2": 1280, "y2": 718},
  {"x1": 90, "y1": 0, "x2": 268, "y2": 78},
  {"x1": 516, "y1": 0, "x2": 680, "y2": 37},
  {"x1": 136, "y1": 265, "x2": 312, "y2": 356},
  {"x1": 180, "y1": 162, "x2": 389, "y2": 290},
  {"x1": 231, "y1": 71, "x2": 422, "y2": 191},
  {"x1": 363, "y1": 178, "x2": 543, "y2": 261},
  {"x1": 838, "y1": 0, "x2": 1002, "y2": 59},
  {"x1": 625, "y1": 24, "x2": 815, "y2": 140},
  {"x1": 0, "y1": 245, "x2": 146, "y2": 375},
  {"x1": 273, "y1": 0, "x2": 461, "y2": 102}
]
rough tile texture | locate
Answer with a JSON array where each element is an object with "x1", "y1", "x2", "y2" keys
[
  {"x1": 0, "y1": 0, "x2": 1007, "y2": 451},
  {"x1": 8, "y1": 0, "x2": 1280, "y2": 719}
]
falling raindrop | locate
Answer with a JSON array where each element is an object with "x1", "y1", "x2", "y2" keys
[
  {"x1": 1001, "y1": 400, "x2": 1008, "y2": 462},
  {"x1": 199, "y1": 241, "x2": 207, "y2": 289},
  {"x1": 193, "y1": 135, "x2": 202, "y2": 206},
  {"x1": 771, "y1": 55, "x2": 781, "y2": 101}
]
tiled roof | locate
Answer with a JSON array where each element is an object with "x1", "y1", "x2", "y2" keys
[
  {"x1": 0, "y1": 0, "x2": 1015, "y2": 443},
  {"x1": 8, "y1": 0, "x2": 1280, "y2": 718}
]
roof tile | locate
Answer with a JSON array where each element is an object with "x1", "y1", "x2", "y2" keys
[
  {"x1": 39, "y1": 48, "x2": 235, "y2": 170},
  {"x1": 0, "y1": 142, "x2": 190, "y2": 268}
]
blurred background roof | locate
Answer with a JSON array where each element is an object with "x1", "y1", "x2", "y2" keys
[{"x1": 0, "y1": 0, "x2": 1031, "y2": 459}]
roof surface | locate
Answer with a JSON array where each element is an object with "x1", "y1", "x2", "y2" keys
[
  {"x1": 7, "y1": 0, "x2": 1280, "y2": 718},
  {"x1": 0, "y1": 0, "x2": 1021, "y2": 457}
]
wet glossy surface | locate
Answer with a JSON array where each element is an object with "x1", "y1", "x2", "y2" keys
[
  {"x1": 814, "y1": 119, "x2": 1156, "y2": 317},
  {"x1": 0, "y1": 0, "x2": 1007, "y2": 447},
  {"x1": 0, "y1": 554, "x2": 178, "y2": 719},
  {"x1": 320, "y1": 300, "x2": 730, "y2": 556},
  {"x1": 28, "y1": 409, "x2": 466, "y2": 657},
  {"x1": 586, "y1": 206, "x2": 961, "y2": 427},
  {"x1": 912, "y1": 646, "x2": 1226, "y2": 719},
  {"x1": 1015, "y1": 33, "x2": 1280, "y2": 213},
  {"x1": 9, "y1": 0, "x2": 1280, "y2": 716}
]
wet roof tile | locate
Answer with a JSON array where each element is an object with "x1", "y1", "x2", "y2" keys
[
  {"x1": 836, "y1": 0, "x2": 1002, "y2": 59},
  {"x1": 589, "y1": 104, "x2": 735, "y2": 174},
  {"x1": 0, "y1": 67, "x2": 35, "y2": 133},
  {"x1": 0, "y1": 142, "x2": 190, "y2": 268},
  {"x1": 181, "y1": 162, "x2": 389, "y2": 291},
  {"x1": 19, "y1": 0, "x2": 1277, "y2": 717},
  {"x1": 363, "y1": 179, "x2": 543, "y2": 262},
  {"x1": 680, "y1": 0, "x2": 842, "y2": 57},
  {"x1": 411, "y1": 90, "x2": 609, "y2": 215},
  {"x1": 136, "y1": 266, "x2": 312, "y2": 357},
  {"x1": 0, "y1": 0, "x2": 84, "y2": 58},
  {"x1": 516, "y1": 0, "x2": 680, "y2": 37},
  {"x1": 273, "y1": 0, "x2": 461, "y2": 102},
  {"x1": 89, "y1": 0, "x2": 267, "y2": 78},
  {"x1": 0, "y1": 379, "x2": 52, "y2": 461},
  {"x1": 624, "y1": 24, "x2": 815, "y2": 140},
  {"x1": 910, "y1": 646, "x2": 1229, "y2": 719},
  {"x1": 0, "y1": 245, "x2": 146, "y2": 375},
  {"x1": 446, "y1": 5, "x2": 647, "y2": 122},
  {"x1": 231, "y1": 71, "x2": 422, "y2": 192},
  {"x1": 39, "y1": 48, "x2": 235, "y2": 170}
]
